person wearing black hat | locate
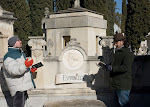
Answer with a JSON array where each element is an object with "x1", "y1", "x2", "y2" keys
[
  {"x1": 2, "y1": 36, "x2": 37, "y2": 107},
  {"x1": 99, "y1": 33, "x2": 134, "y2": 107}
]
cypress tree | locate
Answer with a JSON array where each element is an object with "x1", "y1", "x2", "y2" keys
[
  {"x1": 0, "y1": 0, "x2": 32, "y2": 51},
  {"x1": 55, "y1": 0, "x2": 74, "y2": 11},
  {"x1": 107, "y1": 0, "x2": 115, "y2": 36},
  {"x1": 126, "y1": 0, "x2": 150, "y2": 50},
  {"x1": 121, "y1": 0, "x2": 127, "y2": 33},
  {"x1": 0, "y1": 0, "x2": 10, "y2": 10},
  {"x1": 142, "y1": 0, "x2": 150, "y2": 37},
  {"x1": 28, "y1": 0, "x2": 54, "y2": 36},
  {"x1": 81, "y1": 0, "x2": 108, "y2": 17},
  {"x1": 114, "y1": 12, "x2": 122, "y2": 29},
  {"x1": 81, "y1": 0, "x2": 115, "y2": 36}
]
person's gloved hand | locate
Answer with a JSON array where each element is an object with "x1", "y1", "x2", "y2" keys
[
  {"x1": 105, "y1": 64, "x2": 112, "y2": 71},
  {"x1": 25, "y1": 58, "x2": 33, "y2": 67},
  {"x1": 97, "y1": 62, "x2": 105, "y2": 68},
  {"x1": 31, "y1": 67, "x2": 37, "y2": 73}
]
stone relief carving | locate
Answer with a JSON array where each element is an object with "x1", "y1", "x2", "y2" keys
[
  {"x1": 47, "y1": 39, "x2": 54, "y2": 56},
  {"x1": 99, "y1": 36, "x2": 113, "y2": 49},
  {"x1": 47, "y1": 39, "x2": 54, "y2": 48},
  {"x1": 0, "y1": 21, "x2": 13, "y2": 36},
  {"x1": 67, "y1": 38, "x2": 80, "y2": 46},
  {"x1": 63, "y1": 50, "x2": 84, "y2": 70},
  {"x1": 28, "y1": 39, "x2": 46, "y2": 49},
  {"x1": 32, "y1": 49, "x2": 43, "y2": 57},
  {"x1": 28, "y1": 38, "x2": 46, "y2": 58},
  {"x1": 137, "y1": 41, "x2": 148, "y2": 55},
  {"x1": 44, "y1": 7, "x2": 50, "y2": 18}
]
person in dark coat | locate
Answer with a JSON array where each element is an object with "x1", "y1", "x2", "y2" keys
[{"x1": 103, "y1": 33, "x2": 134, "y2": 107}]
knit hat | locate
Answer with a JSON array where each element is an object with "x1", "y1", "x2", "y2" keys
[
  {"x1": 8, "y1": 36, "x2": 19, "y2": 47},
  {"x1": 114, "y1": 33, "x2": 126, "y2": 42}
]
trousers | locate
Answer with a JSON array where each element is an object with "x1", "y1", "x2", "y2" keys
[
  {"x1": 13, "y1": 91, "x2": 28, "y2": 107},
  {"x1": 114, "y1": 90, "x2": 130, "y2": 107}
]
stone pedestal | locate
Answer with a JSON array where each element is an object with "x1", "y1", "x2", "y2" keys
[
  {"x1": 28, "y1": 36, "x2": 46, "y2": 88},
  {"x1": 0, "y1": 34, "x2": 8, "y2": 58}
]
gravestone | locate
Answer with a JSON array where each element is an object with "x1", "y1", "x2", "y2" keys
[
  {"x1": 56, "y1": 38, "x2": 88, "y2": 85},
  {"x1": 26, "y1": 0, "x2": 112, "y2": 106}
]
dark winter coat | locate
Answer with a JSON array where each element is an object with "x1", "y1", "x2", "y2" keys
[{"x1": 110, "y1": 47, "x2": 134, "y2": 90}]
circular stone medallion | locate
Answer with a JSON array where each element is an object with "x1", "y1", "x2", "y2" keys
[{"x1": 62, "y1": 50, "x2": 84, "y2": 70}]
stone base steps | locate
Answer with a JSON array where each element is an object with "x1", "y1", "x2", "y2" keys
[
  {"x1": 1, "y1": 89, "x2": 150, "y2": 107},
  {"x1": 0, "y1": 88, "x2": 99, "y2": 107},
  {"x1": 44, "y1": 99, "x2": 106, "y2": 107}
]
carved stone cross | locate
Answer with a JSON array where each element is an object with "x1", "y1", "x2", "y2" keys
[{"x1": 74, "y1": 0, "x2": 80, "y2": 8}]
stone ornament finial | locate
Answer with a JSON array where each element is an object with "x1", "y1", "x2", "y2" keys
[
  {"x1": 0, "y1": 6, "x2": 3, "y2": 10},
  {"x1": 137, "y1": 41, "x2": 148, "y2": 55},
  {"x1": 99, "y1": 36, "x2": 114, "y2": 49},
  {"x1": 44, "y1": 7, "x2": 50, "y2": 18},
  {"x1": 0, "y1": 6, "x2": 3, "y2": 16},
  {"x1": 67, "y1": 38, "x2": 80, "y2": 46},
  {"x1": 74, "y1": 0, "x2": 80, "y2": 8}
]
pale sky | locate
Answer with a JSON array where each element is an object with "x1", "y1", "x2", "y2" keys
[{"x1": 114, "y1": 0, "x2": 122, "y2": 13}]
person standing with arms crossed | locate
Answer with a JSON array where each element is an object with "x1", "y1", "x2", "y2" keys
[
  {"x1": 3, "y1": 36, "x2": 37, "y2": 107},
  {"x1": 101, "y1": 33, "x2": 134, "y2": 107}
]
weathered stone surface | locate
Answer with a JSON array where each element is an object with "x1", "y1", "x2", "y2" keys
[
  {"x1": 0, "y1": 6, "x2": 16, "y2": 59},
  {"x1": 44, "y1": 16, "x2": 107, "y2": 29},
  {"x1": 44, "y1": 99, "x2": 106, "y2": 107},
  {"x1": 42, "y1": 3, "x2": 107, "y2": 57}
]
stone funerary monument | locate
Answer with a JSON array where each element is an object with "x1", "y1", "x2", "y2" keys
[
  {"x1": 0, "y1": 6, "x2": 16, "y2": 59},
  {"x1": 28, "y1": 0, "x2": 113, "y2": 95}
]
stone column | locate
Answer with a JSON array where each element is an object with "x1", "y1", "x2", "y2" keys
[
  {"x1": 74, "y1": 0, "x2": 80, "y2": 7},
  {"x1": 0, "y1": 33, "x2": 8, "y2": 59},
  {"x1": 28, "y1": 36, "x2": 46, "y2": 88}
]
